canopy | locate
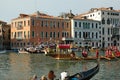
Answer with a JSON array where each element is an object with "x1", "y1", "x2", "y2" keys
[{"x1": 58, "y1": 44, "x2": 70, "y2": 49}]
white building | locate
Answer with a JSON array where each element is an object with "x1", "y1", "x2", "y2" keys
[
  {"x1": 81, "y1": 7, "x2": 120, "y2": 48},
  {"x1": 71, "y1": 16, "x2": 101, "y2": 48}
]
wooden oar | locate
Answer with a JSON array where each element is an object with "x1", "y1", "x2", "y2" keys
[
  {"x1": 104, "y1": 56, "x2": 111, "y2": 60},
  {"x1": 101, "y1": 56, "x2": 111, "y2": 60}
]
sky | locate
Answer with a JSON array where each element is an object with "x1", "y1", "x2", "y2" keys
[{"x1": 0, "y1": 0, "x2": 120, "y2": 23}]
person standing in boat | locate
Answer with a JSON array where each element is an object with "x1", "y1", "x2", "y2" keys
[
  {"x1": 70, "y1": 51, "x2": 76, "y2": 59},
  {"x1": 82, "y1": 50, "x2": 88, "y2": 58},
  {"x1": 60, "y1": 71, "x2": 68, "y2": 80},
  {"x1": 96, "y1": 49, "x2": 99, "y2": 58},
  {"x1": 48, "y1": 70, "x2": 56, "y2": 80},
  {"x1": 105, "y1": 49, "x2": 112, "y2": 57}
]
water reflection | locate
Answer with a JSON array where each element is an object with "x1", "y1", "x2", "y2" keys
[
  {"x1": 7, "y1": 53, "x2": 31, "y2": 80},
  {"x1": 0, "y1": 52, "x2": 120, "y2": 80}
]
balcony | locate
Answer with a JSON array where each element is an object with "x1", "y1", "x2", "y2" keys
[{"x1": 16, "y1": 25, "x2": 23, "y2": 30}]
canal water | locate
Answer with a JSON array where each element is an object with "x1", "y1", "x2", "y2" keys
[{"x1": 0, "y1": 52, "x2": 120, "y2": 80}]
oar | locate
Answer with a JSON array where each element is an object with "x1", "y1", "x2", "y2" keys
[
  {"x1": 101, "y1": 56, "x2": 111, "y2": 60},
  {"x1": 104, "y1": 56, "x2": 111, "y2": 60}
]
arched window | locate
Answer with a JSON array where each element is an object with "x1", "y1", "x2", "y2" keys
[
  {"x1": 102, "y1": 18, "x2": 105, "y2": 24},
  {"x1": 107, "y1": 18, "x2": 110, "y2": 24}
]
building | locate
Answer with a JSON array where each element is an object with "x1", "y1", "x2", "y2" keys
[
  {"x1": 81, "y1": 7, "x2": 120, "y2": 48},
  {"x1": 70, "y1": 16, "x2": 101, "y2": 48},
  {"x1": 0, "y1": 20, "x2": 11, "y2": 50},
  {"x1": 11, "y1": 11, "x2": 71, "y2": 50}
]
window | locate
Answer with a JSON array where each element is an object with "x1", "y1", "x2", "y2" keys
[
  {"x1": 45, "y1": 32, "x2": 48, "y2": 38},
  {"x1": 107, "y1": 18, "x2": 110, "y2": 24},
  {"x1": 79, "y1": 22, "x2": 81, "y2": 27},
  {"x1": 96, "y1": 23, "x2": 98, "y2": 28},
  {"x1": 67, "y1": 23, "x2": 69, "y2": 28},
  {"x1": 28, "y1": 20, "x2": 30, "y2": 26},
  {"x1": 50, "y1": 32, "x2": 52, "y2": 38},
  {"x1": 32, "y1": 19, "x2": 35, "y2": 26},
  {"x1": 28, "y1": 31, "x2": 30, "y2": 38},
  {"x1": 50, "y1": 21, "x2": 52, "y2": 28},
  {"x1": 102, "y1": 12, "x2": 104, "y2": 15},
  {"x1": 92, "y1": 23, "x2": 94, "y2": 28},
  {"x1": 102, "y1": 18, "x2": 105, "y2": 24},
  {"x1": 32, "y1": 31, "x2": 35, "y2": 38},
  {"x1": 88, "y1": 23, "x2": 90, "y2": 29},
  {"x1": 62, "y1": 22, "x2": 64, "y2": 28},
  {"x1": 79, "y1": 32, "x2": 81, "y2": 38},
  {"x1": 92, "y1": 32, "x2": 94, "y2": 38},
  {"x1": 53, "y1": 21, "x2": 55, "y2": 28},
  {"x1": 24, "y1": 31, "x2": 26, "y2": 38},
  {"x1": 75, "y1": 32, "x2": 77, "y2": 38},
  {"x1": 75, "y1": 22, "x2": 77, "y2": 27},
  {"x1": 96, "y1": 32, "x2": 98, "y2": 39},
  {"x1": 45, "y1": 21, "x2": 47, "y2": 27},
  {"x1": 57, "y1": 22, "x2": 60, "y2": 28},
  {"x1": 24, "y1": 21, "x2": 26, "y2": 26},
  {"x1": 41, "y1": 21, "x2": 44, "y2": 27},
  {"x1": 53, "y1": 32, "x2": 56, "y2": 38},
  {"x1": 62, "y1": 32, "x2": 64, "y2": 37},
  {"x1": 83, "y1": 22, "x2": 85, "y2": 29},
  {"x1": 108, "y1": 28, "x2": 110, "y2": 35},
  {"x1": 58, "y1": 32, "x2": 60, "y2": 38},
  {"x1": 102, "y1": 28, "x2": 105, "y2": 35},
  {"x1": 41, "y1": 32, "x2": 44, "y2": 38},
  {"x1": 83, "y1": 32, "x2": 87, "y2": 38}
]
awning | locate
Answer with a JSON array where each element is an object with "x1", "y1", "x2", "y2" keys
[{"x1": 58, "y1": 44, "x2": 70, "y2": 49}]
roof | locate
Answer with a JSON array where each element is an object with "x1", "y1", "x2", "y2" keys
[
  {"x1": 74, "y1": 7, "x2": 120, "y2": 19},
  {"x1": 73, "y1": 15, "x2": 99, "y2": 22},
  {"x1": 0, "y1": 20, "x2": 6, "y2": 24},
  {"x1": 12, "y1": 11, "x2": 65, "y2": 20}
]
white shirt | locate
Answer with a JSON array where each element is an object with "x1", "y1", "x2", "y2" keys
[{"x1": 61, "y1": 71, "x2": 68, "y2": 80}]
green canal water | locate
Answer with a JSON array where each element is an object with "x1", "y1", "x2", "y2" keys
[{"x1": 0, "y1": 52, "x2": 120, "y2": 80}]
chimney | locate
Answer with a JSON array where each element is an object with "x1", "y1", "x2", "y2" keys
[{"x1": 108, "y1": 7, "x2": 113, "y2": 10}]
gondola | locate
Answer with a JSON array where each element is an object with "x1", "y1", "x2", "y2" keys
[{"x1": 67, "y1": 62, "x2": 99, "y2": 80}]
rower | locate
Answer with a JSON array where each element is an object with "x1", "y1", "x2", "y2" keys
[
  {"x1": 82, "y1": 50, "x2": 88, "y2": 58},
  {"x1": 96, "y1": 49, "x2": 99, "y2": 58},
  {"x1": 70, "y1": 51, "x2": 76, "y2": 58}
]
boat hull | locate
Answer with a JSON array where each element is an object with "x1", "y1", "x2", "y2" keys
[{"x1": 68, "y1": 63, "x2": 99, "y2": 80}]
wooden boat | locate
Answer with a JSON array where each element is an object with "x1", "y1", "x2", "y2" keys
[
  {"x1": 46, "y1": 53, "x2": 74, "y2": 60},
  {"x1": 67, "y1": 63, "x2": 99, "y2": 80},
  {"x1": 18, "y1": 47, "x2": 45, "y2": 54}
]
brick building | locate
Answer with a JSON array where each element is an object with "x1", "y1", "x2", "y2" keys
[{"x1": 11, "y1": 11, "x2": 71, "y2": 50}]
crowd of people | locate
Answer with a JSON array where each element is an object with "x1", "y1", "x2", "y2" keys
[{"x1": 30, "y1": 70, "x2": 69, "y2": 80}]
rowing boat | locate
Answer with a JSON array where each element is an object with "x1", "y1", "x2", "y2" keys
[{"x1": 67, "y1": 63, "x2": 99, "y2": 80}]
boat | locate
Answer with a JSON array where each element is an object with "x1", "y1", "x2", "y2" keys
[
  {"x1": 0, "y1": 50, "x2": 7, "y2": 54},
  {"x1": 67, "y1": 63, "x2": 99, "y2": 80},
  {"x1": 18, "y1": 46, "x2": 45, "y2": 54},
  {"x1": 18, "y1": 48, "x2": 29, "y2": 54}
]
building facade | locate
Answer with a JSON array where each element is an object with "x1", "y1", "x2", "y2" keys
[
  {"x1": 0, "y1": 20, "x2": 11, "y2": 50},
  {"x1": 11, "y1": 11, "x2": 71, "y2": 49},
  {"x1": 82, "y1": 7, "x2": 120, "y2": 48},
  {"x1": 71, "y1": 17, "x2": 101, "y2": 48}
]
